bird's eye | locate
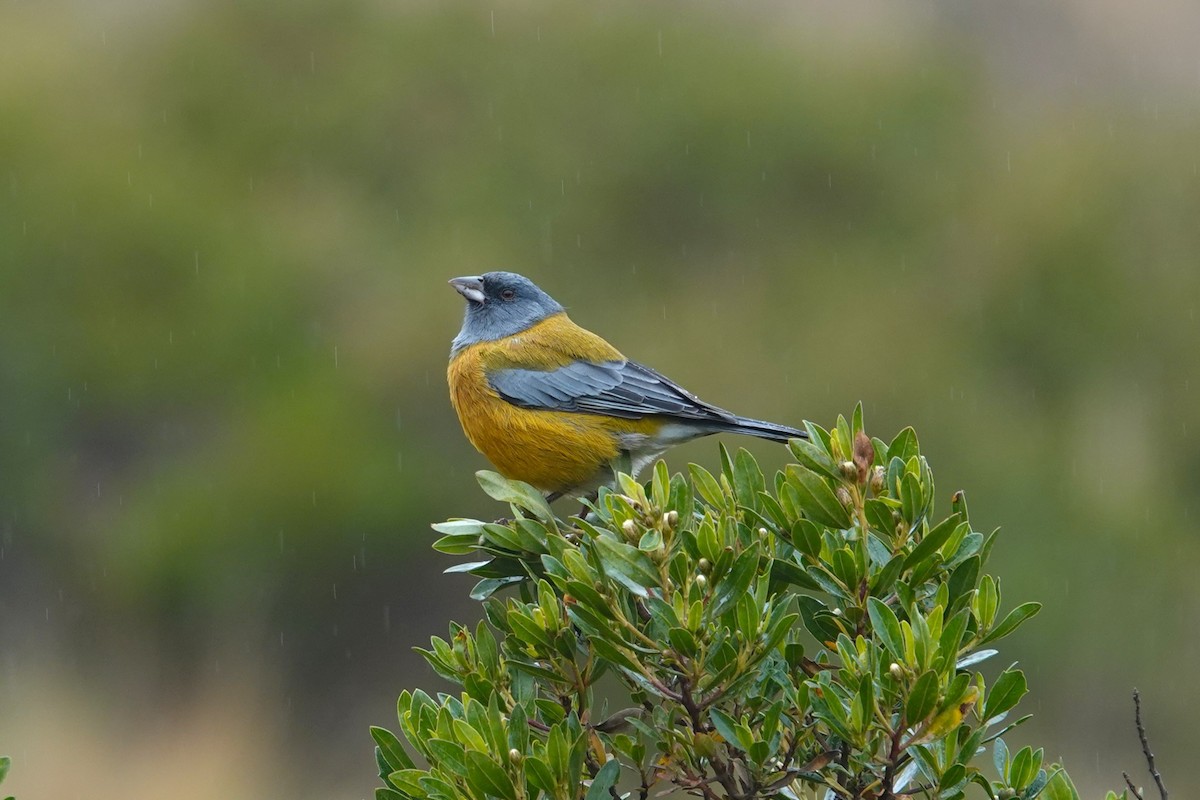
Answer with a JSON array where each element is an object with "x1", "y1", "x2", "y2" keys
[{"x1": 500, "y1": 289, "x2": 516, "y2": 301}]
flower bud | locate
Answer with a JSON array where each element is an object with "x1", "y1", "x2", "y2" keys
[
  {"x1": 757, "y1": 527, "x2": 768, "y2": 538},
  {"x1": 835, "y1": 486, "x2": 853, "y2": 507},
  {"x1": 697, "y1": 558, "x2": 711, "y2": 574},
  {"x1": 664, "y1": 509, "x2": 679, "y2": 528},
  {"x1": 622, "y1": 519, "x2": 637, "y2": 537},
  {"x1": 839, "y1": 461, "x2": 858, "y2": 480},
  {"x1": 694, "y1": 574, "x2": 708, "y2": 590},
  {"x1": 870, "y1": 465, "x2": 886, "y2": 495},
  {"x1": 889, "y1": 663, "x2": 903, "y2": 680},
  {"x1": 509, "y1": 748, "x2": 523, "y2": 764}
]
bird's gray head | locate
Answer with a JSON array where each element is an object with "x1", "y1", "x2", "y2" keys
[{"x1": 449, "y1": 271, "x2": 564, "y2": 355}]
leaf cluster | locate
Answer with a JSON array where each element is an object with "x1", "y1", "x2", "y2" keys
[{"x1": 375, "y1": 408, "x2": 1083, "y2": 800}]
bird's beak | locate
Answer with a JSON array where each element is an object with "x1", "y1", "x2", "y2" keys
[{"x1": 449, "y1": 276, "x2": 485, "y2": 304}]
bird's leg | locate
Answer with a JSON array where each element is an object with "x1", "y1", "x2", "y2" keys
[{"x1": 545, "y1": 490, "x2": 564, "y2": 503}]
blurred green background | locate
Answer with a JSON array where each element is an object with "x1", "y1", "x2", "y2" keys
[{"x1": 1, "y1": 1, "x2": 1198, "y2": 797}]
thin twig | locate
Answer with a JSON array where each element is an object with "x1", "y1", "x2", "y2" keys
[
  {"x1": 1132, "y1": 689, "x2": 1167, "y2": 800},
  {"x1": 1123, "y1": 771, "x2": 1145, "y2": 800}
]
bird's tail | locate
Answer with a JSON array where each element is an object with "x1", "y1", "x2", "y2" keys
[{"x1": 713, "y1": 415, "x2": 808, "y2": 443}]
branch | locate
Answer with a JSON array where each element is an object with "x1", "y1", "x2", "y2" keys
[
  {"x1": 878, "y1": 719, "x2": 906, "y2": 800},
  {"x1": 1132, "y1": 689, "x2": 1167, "y2": 800}
]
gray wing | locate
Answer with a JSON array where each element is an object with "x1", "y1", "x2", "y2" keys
[{"x1": 489, "y1": 359, "x2": 738, "y2": 424}]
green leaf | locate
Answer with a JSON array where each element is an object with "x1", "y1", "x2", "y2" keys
[
  {"x1": 903, "y1": 515, "x2": 963, "y2": 571},
  {"x1": 769, "y1": 557, "x2": 821, "y2": 592},
  {"x1": 476, "y1": 470, "x2": 555, "y2": 523},
  {"x1": 983, "y1": 669, "x2": 1028, "y2": 723},
  {"x1": 709, "y1": 708, "x2": 742, "y2": 749},
  {"x1": 788, "y1": 437, "x2": 842, "y2": 481},
  {"x1": 387, "y1": 769, "x2": 427, "y2": 796},
  {"x1": 973, "y1": 575, "x2": 999, "y2": 629},
  {"x1": 980, "y1": 602, "x2": 1042, "y2": 645},
  {"x1": 464, "y1": 750, "x2": 518, "y2": 800},
  {"x1": 524, "y1": 756, "x2": 557, "y2": 795},
  {"x1": 867, "y1": 598, "x2": 905, "y2": 662},
  {"x1": 712, "y1": 545, "x2": 760, "y2": 616},
  {"x1": 431, "y1": 519, "x2": 488, "y2": 536},
  {"x1": 427, "y1": 738, "x2": 468, "y2": 774},
  {"x1": 992, "y1": 737, "x2": 1010, "y2": 778},
  {"x1": 733, "y1": 448, "x2": 765, "y2": 508},
  {"x1": 947, "y1": 555, "x2": 981, "y2": 609},
  {"x1": 1040, "y1": 767, "x2": 1081, "y2": 800},
  {"x1": 864, "y1": 499, "x2": 896, "y2": 536},
  {"x1": 651, "y1": 459, "x2": 671, "y2": 511},
  {"x1": 669, "y1": 627, "x2": 698, "y2": 657},
  {"x1": 592, "y1": 535, "x2": 661, "y2": 597},
  {"x1": 907, "y1": 670, "x2": 940, "y2": 724},
  {"x1": 470, "y1": 576, "x2": 525, "y2": 601},
  {"x1": 784, "y1": 465, "x2": 852, "y2": 529},
  {"x1": 586, "y1": 759, "x2": 622, "y2": 800},
  {"x1": 938, "y1": 608, "x2": 971, "y2": 663},
  {"x1": 886, "y1": 426, "x2": 919, "y2": 463},
  {"x1": 870, "y1": 554, "x2": 906, "y2": 596},
  {"x1": 375, "y1": 789, "x2": 406, "y2": 800},
  {"x1": 1009, "y1": 746, "x2": 1035, "y2": 791},
  {"x1": 689, "y1": 463, "x2": 726, "y2": 508},
  {"x1": 371, "y1": 726, "x2": 416, "y2": 771},
  {"x1": 790, "y1": 519, "x2": 823, "y2": 558},
  {"x1": 433, "y1": 533, "x2": 485, "y2": 555},
  {"x1": 637, "y1": 530, "x2": 663, "y2": 551}
]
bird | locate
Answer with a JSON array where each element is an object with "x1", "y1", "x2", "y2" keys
[{"x1": 447, "y1": 271, "x2": 807, "y2": 500}]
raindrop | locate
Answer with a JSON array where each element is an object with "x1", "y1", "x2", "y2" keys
[
  {"x1": 332, "y1": 583, "x2": 338, "y2": 600},
  {"x1": 333, "y1": 345, "x2": 339, "y2": 368},
  {"x1": 490, "y1": 9, "x2": 495, "y2": 36}
]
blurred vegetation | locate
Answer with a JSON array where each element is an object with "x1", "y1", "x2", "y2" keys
[{"x1": 0, "y1": 1, "x2": 1196, "y2": 798}]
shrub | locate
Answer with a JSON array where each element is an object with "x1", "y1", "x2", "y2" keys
[{"x1": 372, "y1": 407, "x2": 1085, "y2": 800}]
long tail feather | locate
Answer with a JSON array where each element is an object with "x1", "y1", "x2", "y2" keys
[{"x1": 715, "y1": 416, "x2": 808, "y2": 443}]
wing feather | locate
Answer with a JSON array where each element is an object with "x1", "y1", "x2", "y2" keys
[{"x1": 489, "y1": 359, "x2": 737, "y2": 424}]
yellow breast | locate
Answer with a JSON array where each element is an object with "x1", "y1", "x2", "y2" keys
[{"x1": 447, "y1": 313, "x2": 659, "y2": 495}]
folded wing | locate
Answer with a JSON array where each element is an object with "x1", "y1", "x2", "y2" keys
[{"x1": 489, "y1": 359, "x2": 739, "y2": 424}]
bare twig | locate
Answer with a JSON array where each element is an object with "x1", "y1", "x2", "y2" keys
[
  {"x1": 1132, "y1": 689, "x2": 1168, "y2": 800},
  {"x1": 1122, "y1": 771, "x2": 1145, "y2": 800}
]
